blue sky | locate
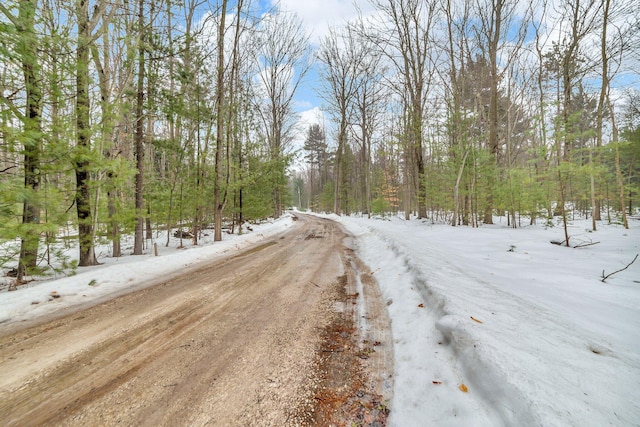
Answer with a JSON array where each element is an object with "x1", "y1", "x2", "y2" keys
[
  {"x1": 266, "y1": 0, "x2": 374, "y2": 114},
  {"x1": 213, "y1": 0, "x2": 639, "y2": 147}
]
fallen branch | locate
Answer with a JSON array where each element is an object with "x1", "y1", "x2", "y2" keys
[
  {"x1": 573, "y1": 241, "x2": 600, "y2": 248},
  {"x1": 551, "y1": 239, "x2": 600, "y2": 249},
  {"x1": 601, "y1": 254, "x2": 639, "y2": 283}
]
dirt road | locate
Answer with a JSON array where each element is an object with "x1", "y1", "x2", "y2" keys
[{"x1": 0, "y1": 214, "x2": 392, "y2": 426}]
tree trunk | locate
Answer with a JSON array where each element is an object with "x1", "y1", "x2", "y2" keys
[
  {"x1": 594, "y1": 0, "x2": 612, "y2": 223},
  {"x1": 590, "y1": 148, "x2": 597, "y2": 231},
  {"x1": 146, "y1": 204, "x2": 152, "y2": 239},
  {"x1": 108, "y1": 186, "x2": 121, "y2": 257},
  {"x1": 133, "y1": 0, "x2": 145, "y2": 255},
  {"x1": 608, "y1": 98, "x2": 628, "y2": 229},
  {"x1": 452, "y1": 149, "x2": 469, "y2": 226},
  {"x1": 75, "y1": 0, "x2": 98, "y2": 266},
  {"x1": 484, "y1": 0, "x2": 504, "y2": 225},
  {"x1": 333, "y1": 118, "x2": 347, "y2": 215},
  {"x1": 16, "y1": 0, "x2": 42, "y2": 283},
  {"x1": 213, "y1": 0, "x2": 229, "y2": 242},
  {"x1": 410, "y1": 104, "x2": 427, "y2": 220}
]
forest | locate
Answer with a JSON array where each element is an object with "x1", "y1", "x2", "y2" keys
[{"x1": 1, "y1": 0, "x2": 639, "y2": 283}]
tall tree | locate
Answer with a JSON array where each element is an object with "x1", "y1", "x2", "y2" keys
[
  {"x1": 594, "y1": 0, "x2": 636, "y2": 228},
  {"x1": 557, "y1": 0, "x2": 602, "y2": 160},
  {"x1": 443, "y1": 0, "x2": 472, "y2": 226},
  {"x1": 91, "y1": 0, "x2": 131, "y2": 258},
  {"x1": 370, "y1": 0, "x2": 438, "y2": 219},
  {"x1": 133, "y1": 0, "x2": 146, "y2": 254},
  {"x1": 213, "y1": 0, "x2": 229, "y2": 241},
  {"x1": 1, "y1": 0, "x2": 44, "y2": 284},
  {"x1": 255, "y1": 10, "x2": 310, "y2": 218},
  {"x1": 74, "y1": 0, "x2": 98, "y2": 266},
  {"x1": 351, "y1": 23, "x2": 386, "y2": 217},
  {"x1": 303, "y1": 123, "x2": 330, "y2": 209},
  {"x1": 553, "y1": 0, "x2": 602, "y2": 245},
  {"x1": 474, "y1": 0, "x2": 533, "y2": 224},
  {"x1": 318, "y1": 26, "x2": 364, "y2": 215}
]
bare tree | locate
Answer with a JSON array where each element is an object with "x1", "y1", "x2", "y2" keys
[
  {"x1": 594, "y1": 0, "x2": 635, "y2": 229},
  {"x1": 473, "y1": 0, "x2": 534, "y2": 224},
  {"x1": 556, "y1": 0, "x2": 603, "y2": 160},
  {"x1": 442, "y1": 0, "x2": 473, "y2": 226},
  {"x1": 91, "y1": 0, "x2": 132, "y2": 258},
  {"x1": 318, "y1": 26, "x2": 365, "y2": 215},
  {"x1": 552, "y1": 0, "x2": 602, "y2": 245},
  {"x1": 369, "y1": 0, "x2": 439, "y2": 219},
  {"x1": 132, "y1": 0, "x2": 146, "y2": 254},
  {"x1": 351, "y1": 22, "x2": 387, "y2": 217},
  {"x1": 255, "y1": 10, "x2": 311, "y2": 218},
  {"x1": 212, "y1": 0, "x2": 250, "y2": 240}
]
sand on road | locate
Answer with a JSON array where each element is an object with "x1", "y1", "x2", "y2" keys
[{"x1": 0, "y1": 214, "x2": 392, "y2": 426}]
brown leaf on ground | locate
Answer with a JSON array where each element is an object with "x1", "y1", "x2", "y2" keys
[{"x1": 310, "y1": 276, "x2": 389, "y2": 426}]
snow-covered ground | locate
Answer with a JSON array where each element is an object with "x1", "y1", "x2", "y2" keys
[
  {"x1": 329, "y1": 213, "x2": 640, "y2": 427},
  {"x1": 1, "y1": 212, "x2": 639, "y2": 426}
]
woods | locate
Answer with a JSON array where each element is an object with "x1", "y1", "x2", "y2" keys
[
  {"x1": 1, "y1": 0, "x2": 639, "y2": 282},
  {"x1": 299, "y1": 0, "x2": 639, "y2": 229}
]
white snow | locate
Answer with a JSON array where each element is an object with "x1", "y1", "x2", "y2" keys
[
  {"x1": 329, "y1": 213, "x2": 640, "y2": 427},
  {"x1": 1, "y1": 212, "x2": 639, "y2": 426}
]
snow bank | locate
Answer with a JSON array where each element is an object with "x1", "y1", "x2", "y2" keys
[
  {"x1": 332, "y1": 214, "x2": 640, "y2": 426},
  {"x1": 0, "y1": 215, "x2": 295, "y2": 326}
]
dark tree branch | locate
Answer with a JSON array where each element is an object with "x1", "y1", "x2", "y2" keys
[
  {"x1": 0, "y1": 165, "x2": 18, "y2": 174},
  {"x1": 601, "y1": 254, "x2": 639, "y2": 283}
]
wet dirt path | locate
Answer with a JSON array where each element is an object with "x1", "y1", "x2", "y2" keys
[{"x1": 0, "y1": 214, "x2": 392, "y2": 426}]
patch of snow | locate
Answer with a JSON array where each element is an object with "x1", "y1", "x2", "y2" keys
[{"x1": 328, "y1": 213, "x2": 640, "y2": 426}]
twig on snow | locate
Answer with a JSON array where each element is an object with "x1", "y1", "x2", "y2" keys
[
  {"x1": 573, "y1": 241, "x2": 600, "y2": 248},
  {"x1": 601, "y1": 254, "x2": 639, "y2": 283}
]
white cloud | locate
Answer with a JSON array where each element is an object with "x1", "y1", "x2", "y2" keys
[
  {"x1": 298, "y1": 106, "x2": 326, "y2": 130},
  {"x1": 288, "y1": 107, "x2": 327, "y2": 170},
  {"x1": 294, "y1": 100, "x2": 314, "y2": 111},
  {"x1": 271, "y1": 0, "x2": 375, "y2": 44}
]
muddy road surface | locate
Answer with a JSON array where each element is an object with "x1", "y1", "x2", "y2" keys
[{"x1": 0, "y1": 214, "x2": 392, "y2": 426}]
